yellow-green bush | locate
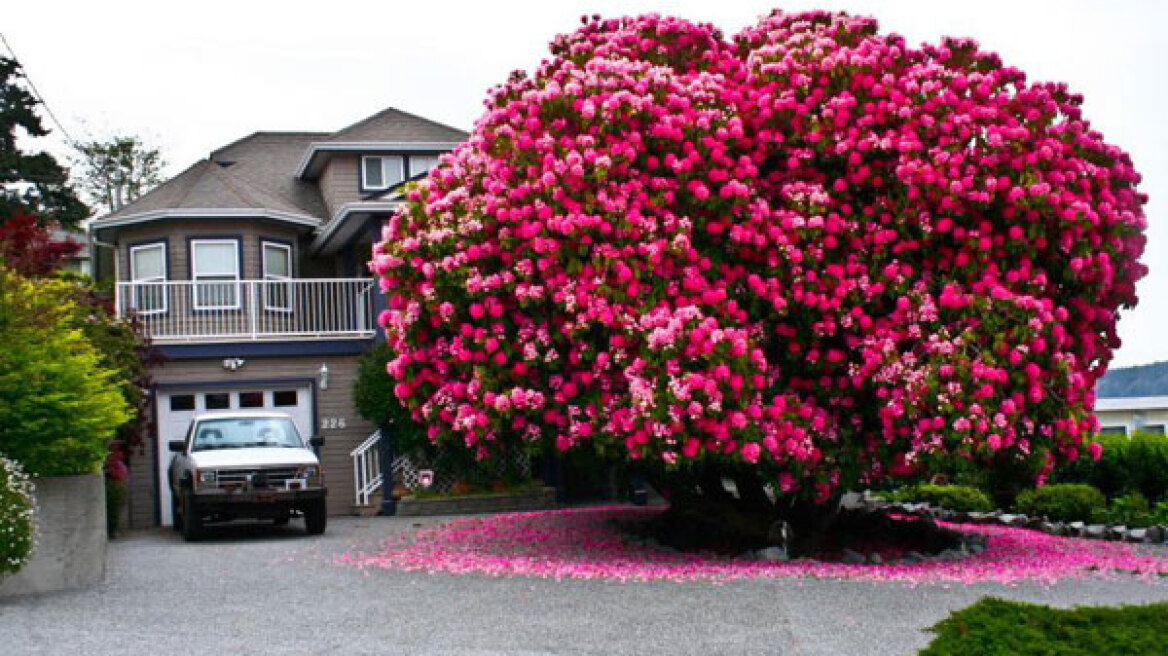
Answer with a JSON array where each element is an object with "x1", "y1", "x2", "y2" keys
[{"x1": 0, "y1": 269, "x2": 130, "y2": 476}]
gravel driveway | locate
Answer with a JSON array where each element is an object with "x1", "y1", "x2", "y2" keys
[{"x1": 2, "y1": 515, "x2": 1167, "y2": 655}]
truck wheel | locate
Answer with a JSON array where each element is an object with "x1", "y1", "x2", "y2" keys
[
  {"x1": 304, "y1": 499, "x2": 327, "y2": 535},
  {"x1": 181, "y1": 493, "x2": 204, "y2": 542},
  {"x1": 171, "y1": 494, "x2": 183, "y2": 532}
]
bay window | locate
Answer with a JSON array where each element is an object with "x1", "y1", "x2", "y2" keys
[
  {"x1": 262, "y1": 241, "x2": 293, "y2": 311},
  {"x1": 129, "y1": 242, "x2": 167, "y2": 314},
  {"x1": 191, "y1": 239, "x2": 240, "y2": 310}
]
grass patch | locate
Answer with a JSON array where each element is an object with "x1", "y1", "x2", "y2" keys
[{"x1": 921, "y1": 597, "x2": 1168, "y2": 655}]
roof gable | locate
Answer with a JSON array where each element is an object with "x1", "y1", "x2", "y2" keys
[
  {"x1": 1096, "y1": 361, "x2": 1168, "y2": 398},
  {"x1": 327, "y1": 107, "x2": 467, "y2": 143}
]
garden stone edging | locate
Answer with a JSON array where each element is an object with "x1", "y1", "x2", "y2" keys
[
  {"x1": 0, "y1": 474, "x2": 107, "y2": 598},
  {"x1": 867, "y1": 496, "x2": 1168, "y2": 546},
  {"x1": 396, "y1": 486, "x2": 558, "y2": 517}
]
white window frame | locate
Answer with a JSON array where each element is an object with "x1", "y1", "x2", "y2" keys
[
  {"x1": 129, "y1": 242, "x2": 168, "y2": 315},
  {"x1": 191, "y1": 239, "x2": 241, "y2": 310},
  {"x1": 361, "y1": 155, "x2": 404, "y2": 191},
  {"x1": 262, "y1": 241, "x2": 294, "y2": 312},
  {"x1": 408, "y1": 155, "x2": 440, "y2": 178}
]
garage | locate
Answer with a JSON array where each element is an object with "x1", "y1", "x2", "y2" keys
[{"x1": 155, "y1": 383, "x2": 315, "y2": 525}]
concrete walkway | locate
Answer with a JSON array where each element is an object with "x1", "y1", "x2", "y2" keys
[{"x1": 1, "y1": 516, "x2": 1166, "y2": 655}]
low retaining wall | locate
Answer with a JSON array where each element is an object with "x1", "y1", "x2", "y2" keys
[
  {"x1": 396, "y1": 486, "x2": 558, "y2": 517},
  {"x1": 0, "y1": 474, "x2": 107, "y2": 597}
]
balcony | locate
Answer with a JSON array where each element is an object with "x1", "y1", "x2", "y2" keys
[{"x1": 115, "y1": 278, "x2": 377, "y2": 344}]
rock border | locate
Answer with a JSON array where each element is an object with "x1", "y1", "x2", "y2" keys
[{"x1": 864, "y1": 495, "x2": 1168, "y2": 545}]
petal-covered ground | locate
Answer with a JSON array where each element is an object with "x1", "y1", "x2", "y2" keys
[{"x1": 340, "y1": 506, "x2": 1168, "y2": 586}]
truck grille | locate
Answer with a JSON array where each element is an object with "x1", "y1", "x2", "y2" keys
[{"x1": 213, "y1": 468, "x2": 301, "y2": 488}]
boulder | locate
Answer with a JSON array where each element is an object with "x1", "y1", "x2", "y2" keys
[
  {"x1": 1068, "y1": 521, "x2": 1086, "y2": 537},
  {"x1": 900, "y1": 551, "x2": 927, "y2": 565},
  {"x1": 868, "y1": 553, "x2": 884, "y2": 565},
  {"x1": 1106, "y1": 525, "x2": 1128, "y2": 541},
  {"x1": 756, "y1": 546, "x2": 789, "y2": 561},
  {"x1": 1146, "y1": 526, "x2": 1166, "y2": 543},
  {"x1": 1085, "y1": 524, "x2": 1107, "y2": 539},
  {"x1": 1126, "y1": 528, "x2": 1148, "y2": 543},
  {"x1": 842, "y1": 549, "x2": 867, "y2": 565}
]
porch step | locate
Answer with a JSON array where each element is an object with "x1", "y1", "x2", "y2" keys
[{"x1": 351, "y1": 489, "x2": 384, "y2": 516}]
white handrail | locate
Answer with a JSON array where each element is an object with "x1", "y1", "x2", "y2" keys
[
  {"x1": 115, "y1": 278, "x2": 376, "y2": 344},
  {"x1": 350, "y1": 429, "x2": 383, "y2": 506}
]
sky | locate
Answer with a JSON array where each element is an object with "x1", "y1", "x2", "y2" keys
[{"x1": 5, "y1": 0, "x2": 1166, "y2": 367}]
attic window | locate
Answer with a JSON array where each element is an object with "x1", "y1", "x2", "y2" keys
[
  {"x1": 409, "y1": 155, "x2": 440, "y2": 177},
  {"x1": 362, "y1": 156, "x2": 404, "y2": 191}
]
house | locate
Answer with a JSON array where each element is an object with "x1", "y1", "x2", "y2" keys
[
  {"x1": 1094, "y1": 361, "x2": 1168, "y2": 437},
  {"x1": 51, "y1": 227, "x2": 91, "y2": 276},
  {"x1": 90, "y1": 107, "x2": 467, "y2": 528}
]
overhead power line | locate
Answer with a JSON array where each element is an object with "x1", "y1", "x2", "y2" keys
[{"x1": 0, "y1": 31, "x2": 81, "y2": 146}]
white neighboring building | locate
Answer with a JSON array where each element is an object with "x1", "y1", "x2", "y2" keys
[{"x1": 1094, "y1": 361, "x2": 1168, "y2": 437}]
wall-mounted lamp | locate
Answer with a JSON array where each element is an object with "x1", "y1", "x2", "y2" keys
[
  {"x1": 223, "y1": 358, "x2": 246, "y2": 371},
  {"x1": 319, "y1": 363, "x2": 329, "y2": 390}
]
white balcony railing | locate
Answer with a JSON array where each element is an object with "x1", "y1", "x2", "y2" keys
[{"x1": 115, "y1": 278, "x2": 377, "y2": 343}]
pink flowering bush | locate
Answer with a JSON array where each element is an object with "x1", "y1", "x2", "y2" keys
[
  {"x1": 372, "y1": 12, "x2": 1146, "y2": 510},
  {"x1": 342, "y1": 506, "x2": 1168, "y2": 586}
]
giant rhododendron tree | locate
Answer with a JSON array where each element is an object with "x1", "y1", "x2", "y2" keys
[{"x1": 372, "y1": 11, "x2": 1147, "y2": 544}]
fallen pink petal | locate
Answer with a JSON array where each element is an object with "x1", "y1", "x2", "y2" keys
[{"x1": 340, "y1": 507, "x2": 1168, "y2": 586}]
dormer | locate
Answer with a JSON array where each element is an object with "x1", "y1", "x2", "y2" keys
[{"x1": 292, "y1": 108, "x2": 466, "y2": 255}]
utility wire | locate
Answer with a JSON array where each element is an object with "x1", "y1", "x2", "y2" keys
[{"x1": 0, "y1": 31, "x2": 82, "y2": 146}]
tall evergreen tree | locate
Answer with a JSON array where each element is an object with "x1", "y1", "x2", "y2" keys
[{"x1": 0, "y1": 56, "x2": 88, "y2": 228}]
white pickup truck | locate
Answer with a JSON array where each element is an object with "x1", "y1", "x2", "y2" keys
[{"x1": 167, "y1": 411, "x2": 327, "y2": 541}]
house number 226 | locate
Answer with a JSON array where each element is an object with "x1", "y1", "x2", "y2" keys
[{"x1": 321, "y1": 417, "x2": 347, "y2": 430}]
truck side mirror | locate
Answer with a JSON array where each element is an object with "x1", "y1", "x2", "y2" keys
[
  {"x1": 309, "y1": 436, "x2": 325, "y2": 448},
  {"x1": 168, "y1": 439, "x2": 186, "y2": 453}
]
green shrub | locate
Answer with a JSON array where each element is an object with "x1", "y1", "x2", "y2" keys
[
  {"x1": 1089, "y1": 492, "x2": 1165, "y2": 527},
  {"x1": 1015, "y1": 483, "x2": 1106, "y2": 522},
  {"x1": 0, "y1": 269, "x2": 131, "y2": 475},
  {"x1": 0, "y1": 455, "x2": 35, "y2": 576},
  {"x1": 353, "y1": 343, "x2": 430, "y2": 456},
  {"x1": 922, "y1": 597, "x2": 1168, "y2": 655},
  {"x1": 888, "y1": 484, "x2": 994, "y2": 512},
  {"x1": 1056, "y1": 432, "x2": 1168, "y2": 502}
]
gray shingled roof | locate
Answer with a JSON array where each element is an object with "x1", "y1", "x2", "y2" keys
[
  {"x1": 1096, "y1": 362, "x2": 1168, "y2": 398},
  {"x1": 326, "y1": 107, "x2": 467, "y2": 143},
  {"x1": 98, "y1": 157, "x2": 317, "y2": 220},
  {"x1": 210, "y1": 132, "x2": 329, "y2": 216},
  {"x1": 92, "y1": 107, "x2": 467, "y2": 226}
]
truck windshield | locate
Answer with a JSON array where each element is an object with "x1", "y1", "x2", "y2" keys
[{"x1": 191, "y1": 417, "x2": 304, "y2": 451}]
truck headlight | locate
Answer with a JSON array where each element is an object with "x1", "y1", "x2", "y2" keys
[
  {"x1": 302, "y1": 466, "x2": 319, "y2": 479},
  {"x1": 198, "y1": 470, "x2": 217, "y2": 484}
]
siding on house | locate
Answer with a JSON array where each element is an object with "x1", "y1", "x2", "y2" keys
[
  {"x1": 127, "y1": 353, "x2": 374, "y2": 527},
  {"x1": 319, "y1": 156, "x2": 360, "y2": 221},
  {"x1": 117, "y1": 219, "x2": 304, "y2": 281}
]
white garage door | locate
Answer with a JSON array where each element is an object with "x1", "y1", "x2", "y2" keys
[{"x1": 156, "y1": 384, "x2": 314, "y2": 526}]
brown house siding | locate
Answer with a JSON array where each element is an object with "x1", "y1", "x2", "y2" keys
[
  {"x1": 319, "y1": 156, "x2": 360, "y2": 221},
  {"x1": 116, "y1": 220, "x2": 303, "y2": 281},
  {"x1": 127, "y1": 352, "x2": 375, "y2": 527}
]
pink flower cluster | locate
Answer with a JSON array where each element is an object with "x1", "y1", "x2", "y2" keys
[
  {"x1": 371, "y1": 11, "x2": 1147, "y2": 495},
  {"x1": 340, "y1": 507, "x2": 1168, "y2": 586}
]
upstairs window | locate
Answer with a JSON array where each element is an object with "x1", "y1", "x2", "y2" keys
[
  {"x1": 191, "y1": 239, "x2": 240, "y2": 310},
  {"x1": 409, "y1": 155, "x2": 440, "y2": 178},
  {"x1": 361, "y1": 155, "x2": 404, "y2": 191},
  {"x1": 129, "y1": 242, "x2": 167, "y2": 314},
  {"x1": 262, "y1": 241, "x2": 293, "y2": 312}
]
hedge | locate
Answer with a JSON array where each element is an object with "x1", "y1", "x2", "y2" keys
[{"x1": 1015, "y1": 484, "x2": 1107, "y2": 522}]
